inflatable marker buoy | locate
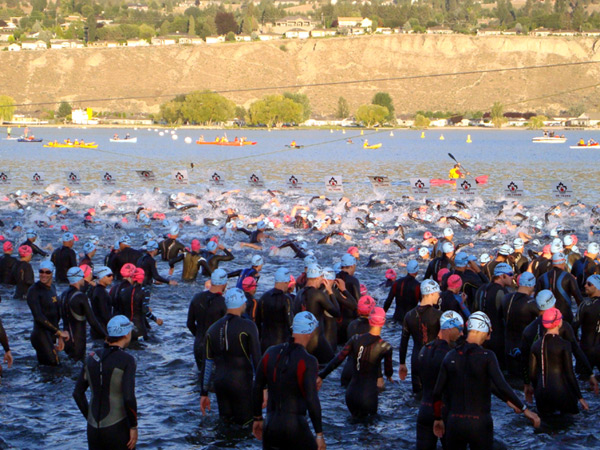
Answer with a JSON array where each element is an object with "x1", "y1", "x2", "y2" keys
[
  {"x1": 390, "y1": 131, "x2": 394, "y2": 137},
  {"x1": 467, "y1": 134, "x2": 472, "y2": 143},
  {"x1": 439, "y1": 134, "x2": 445, "y2": 141},
  {"x1": 421, "y1": 131, "x2": 425, "y2": 139}
]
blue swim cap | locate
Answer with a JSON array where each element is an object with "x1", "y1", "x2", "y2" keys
[
  {"x1": 454, "y1": 252, "x2": 469, "y2": 268},
  {"x1": 274, "y1": 267, "x2": 291, "y2": 283},
  {"x1": 257, "y1": 221, "x2": 266, "y2": 230},
  {"x1": 552, "y1": 252, "x2": 566, "y2": 266},
  {"x1": 224, "y1": 288, "x2": 246, "y2": 309},
  {"x1": 107, "y1": 315, "x2": 133, "y2": 337},
  {"x1": 292, "y1": 311, "x2": 318, "y2": 334},
  {"x1": 67, "y1": 267, "x2": 84, "y2": 284},
  {"x1": 146, "y1": 240, "x2": 159, "y2": 251},
  {"x1": 406, "y1": 260, "x2": 419, "y2": 274},
  {"x1": 62, "y1": 232, "x2": 74, "y2": 242},
  {"x1": 421, "y1": 279, "x2": 441, "y2": 296},
  {"x1": 333, "y1": 262, "x2": 342, "y2": 273},
  {"x1": 95, "y1": 266, "x2": 113, "y2": 279},
  {"x1": 211, "y1": 268, "x2": 228, "y2": 286},
  {"x1": 587, "y1": 274, "x2": 600, "y2": 291},
  {"x1": 322, "y1": 267, "x2": 336, "y2": 281},
  {"x1": 341, "y1": 253, "x2": 356, "y2": 267},
  {"x1": 304, "y1": 255, "x2": 317, "y2": 267},
  {"x1": 26, "y1": 229, "x2": 37, "y2": 239},
  {"x1": 306, "y1": 264, "x2": 323, "y2": 279},
  {"x1": 169, "y1": 224, "x2": 180, "y2": 236},
  {"x1": 518, "y1": 272, "x2": 536, "y2": 287},
  {"x1": 251, "y1": 255, "x2": 264, "y2": 267},
  {"x1": 83, "y1": 242, "x2": 96, "y2": 254},
  {"x1": 40, "y1": 260, "x2": 55, "y2": 273},
  {"x1": 206, "y1": 241, "x2": 218, "y2": 252},
  {"x1": 467, "y1": 311, "x2": 491, "y2": 333},
  {"x1": 440, "y1": 310, "x2": 464, "y2": 330},
  {"x1": 493, "y1": 263, "x2": 513, "y2": 277},
  {"x1": 536, "y1": 290, "x2": 556, "y2": 311},
  {"x1": 119, "y1": 235, "x2": 131, "y2": 246}
]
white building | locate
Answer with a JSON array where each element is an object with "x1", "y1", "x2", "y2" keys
[{"x1": 72, "y1": 109, "x2": 99, "y2": 125}]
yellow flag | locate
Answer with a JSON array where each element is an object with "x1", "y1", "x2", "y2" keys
[{"x1": 86, "y1": 108, "x2": 93, "y2": 119}]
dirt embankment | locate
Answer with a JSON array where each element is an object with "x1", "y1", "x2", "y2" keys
[{"x1": 2, "y1": 33, "x2": 600, "y2": 116}]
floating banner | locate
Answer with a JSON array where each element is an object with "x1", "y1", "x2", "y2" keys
[
  {"x1": 503, "y1": 179, "x2": 524, "y2": 198},
  {"x1": 410, "y1": 177, "x2": 430, "y2": 195},
  {"x1": 0, "y1": 171, "x2": 11, "y2": 185},
  {"x1": 171, "y1": 170, "x2": 189, "y2": 185},
  {"x1": 136, "y1": 170, "x2": 155, "y2": 182},
  {"x1": 65, "y1": 171, "x2": 81, "y2": 185},
  {"x1": 325, "y1": 175, "x2": 343, "y2": 193},
  {"x1": 247, "y1": 171, "x2": 265, "y2": 188},
  {"x1": 286, "y1": 174, "x2": 303, "y2": 190},
  {"x1": 208, "y1": 170, "x2": 225, "y2": 187},
  {"x1": 101, "y1": 171, "x2": 116, "y2": 186},
  {"x1": 457, "y1": 178, "x2": 477, "y2": 196},
  {"x1": 369, "y1": 175, "x2": 390, "y2": 188},
  {"x1": 30, "y1": 172, "x2": 45, "y2": 186},
  {"x1": 552, "y1": 180, "x2": 573, "y2": 199}
]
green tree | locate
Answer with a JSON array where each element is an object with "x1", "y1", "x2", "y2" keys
[
  {"x1": 490, "y1": 101, "x2": 507, "y2": 128},
  {"x1": 188, "y1": 15, "x2": 196, "y2": 35},
  {"x1": 86, "y1": 14, "x2": 97, "y2": 42},
  {"x1": 371, "y1": 92, "x2": 395, "y2": 123},
  {"x1": 139, "y1": 24, "x2": 155, "y2": 40},
  {"x1": 0, "y1": 95, "x2": 15, "y2": 122},
  {"x1": 336, "y1": 96, "x2": 350, "y2": 119},
  {"x1": 56, "y1": 101, "x2": 72, "y2": 118},
  {"x1": 414, "y1": 113, "x2": 430, "y2": 128},
  {"x1": 355, "y1": 104, "x2": 389, "y2": 127},
  {"x1": 528, "y1": 115, "x2": 547, "y2": 129},
  {"x1": 160, "y1": 100, "x2": 183, "y2": 124},
  {"x1": 248, "y1": 94, "x2": 304, "y2": 127},
  {"x1": 234, "y1": 105, "x2": 246, "y2": 121},
  {"x1": 179, "y1": 90, "x2": 236, "y2": 125},
  {"x1": 226, "y1": 31, "x2": 235, "y2": 41},
  {"x1": 215, "y1": 11, "x2": 237, "y2": 35},
  {"x1": 283, "y1": 92, "x2": 311, "y2": 122}
]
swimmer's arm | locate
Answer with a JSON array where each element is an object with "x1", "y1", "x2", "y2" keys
[
  {"x1": 201, "y1": 337, "x2": 214, "y2": 396},
  {"x1": 248, "y1": 324, "x2": 262, "y2": 371},
  {"x1": 303, "y1": 356, "x2": 323, "y2": 434},
  {"x1": 488, "y1": 352, "x2": 524, "y2": 410},
  {"x1": 562, "y1": 345, "x2": 583, "y2": 399},
  {"x1": 319, "y1": 290, "x2": 340, "y2": 318},
  {"x1": 227, "y1": 269, "x2": 242, "y2": 279},
  {"x1": 31, "y1": 242, "x2": 48, "y2": 257},
  {"x1": 80, "y1": 294, "x2": 107, "y2": 338},
  {"x1": 186, "y1": 302, "x2": 197, "y2": 336},
  {"x1": 24, "y1": 264, "x2": 34, "y2": 286},
  {"x1": 27, "y1": 292, "x2": 59, "y2": 334},
  {"x1": 72, "y1": 365, "x2": 89, "y2": 418},
  {"x1": 122, "y1": 359, "x2": 138, "y2": 427},
  {"x1": 334, "y1": 287, "x2": 356, "y2": 310},
  {"x1": 564, "y1": 322, "x2": 593, "y2": 378},
  {"x1": 383, "y1": 282, "x2": 397, "y2": 312},
  {"x1": 252, "y1": 353, "x2": 268, "y2": 418},
  {"x1": 168, "y1": 253, "x2": 184, "y2": 268},
  {"x1": 432, "y1": 361, "x2": 448, "y2": 420},
  {"x1": 319, "y1": 339, "x2": 353, "y2": 380},
  {"x1": 0, "y1": 319, "x2": 9, "y2": 353},
  {"x1": 399, "y1": 317, "x2": 410, "y2": 364}
]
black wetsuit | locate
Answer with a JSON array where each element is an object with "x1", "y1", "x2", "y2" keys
[
  {"x1": 256, "y1": 288, "x2": 294, "y2": 353},
  {"x1": 433, "y1": 342, "x2": 525, "y2": 450},
  {"x1": 202, "y1": 314, "x2": 261, "y2": 425},
  {"x1": 12, "y1": 259, "x2": 34, "y2": 299},
  {"x1": 474, "y1": 282, "x2": 508, "y2": 367},
  {"x1": 384, "y1": 274, "x2": 421, "y2": 322},
  {"x1": 440, "y1": 290, "x2": 471, "y2": 322},
  {"x1": 529, "y1": 334, "x2": 582, "y2": 415},
  {"x1": 501, "y1": 291, "x2": 538, "y2": 376},
  {"x1": 109, "y1": 280, "x2": 131, "y2": 315},
  {"x1": 21, "y1": 239, "x2": 48, "y2": 257},
  {"x1": 513, "y1": 252, "x2": 529, "y2": 274},
  {"x1": 400, "y1": 304, "x2": 442, "y2": 393},
  {"x1": 574, "y1": 296, "x2": 600, "y2": 371},
  {"x1": 79, "y1": 253, "x2": 94, "y2": 270},
  {"x1": 520, "y1": 317, "x2": 593, "y2": 385},
  {"x1": 136, "y1": 253, "x2": 170, "y2": 286},
  {"x1": 535, "y1": 267, "x2": 583, "y2": 323},
  {"x1": 424, "y1": 255, "x2": 453, "y2": 281},
  {"x1": 90, "y1": 284, "x2": 113, "y2": 340},
  {"x1": 415, "y1": 339, "x2": 452, "y2": 450},
  {"x1": 60, "y1": 286, "x2": 107, "y2": 361},
  {"x1": 73, "y1": 345, "x2": 137, "y2": 450},
  {"x1": 117, "y1": 283, "x2": 156, "y2": 341},
  {"x1": 169, "y1": 251, "x2": 210, "y2": 281},
  {"x1": 319, "y1": 333, "x2": 393, "y2": 418},
  {"x1": 51, "y1": 245, "x2": 77, "y2": 283},
  {"x1": 341, "y1": 317, "x2": 372, "y2": 386},
  {"x1": 335, "y1": 270, "x2": 360, "y2": 343},
  {"x1": 200, "y1": 249, "x2": 234, "y2": 277},
  {"x1": 456, "y1": 268, "x2": 488, "y2": 310},
  {"x1": 252, "y1": 340, "x2": 322, "y2": 450},
  {"x1": 295, "y1": 286, "x2": 340, "y2": 364},
  {"x1": 27, "y1": 281, "x2": 61, "y2": 366},
  {"x1": 187, "y1": 290, "x2": 227, "y2": 371},
  {"x1": 110, "y1": 247, "x2": 143, "y2": 281},
  {"x1": 0, "y1": 253, "x2": 17, "y2": 284},
  {"x1": 571, "y1": 255, "x2": 600, "y2": 291},
  {"x1": 158, "y1": 237, "x2": 185, "y2": 261},
  {"x1": 278, "y1": 241, "x2": 307, "y2": 259},
  {"x1": 322, "y1": 284, "x2": 356, "y2": 349},
  {"x1": 0, "y1": 317, "x2": 9, "y2": 375},
  {"x1": 531, "y1": 256, "x2": 552, "y2": 278}
]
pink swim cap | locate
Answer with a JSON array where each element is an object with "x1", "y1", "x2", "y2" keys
[
  {"x1": 3, "y1": 241, "x2": 13, "y2": 253},
  {"x1": 385, "y1": 268, "x2": 397, "y2": 281},
  {"x1": 288, "y1": 274, "x2": 296, "y2": 289},
  {"x1": 447, "y1": 274, "x2": 463, "y2": 290},
  {"x1": 242, "y1": 276, "x2": 257, "y2": 292},
  {"x1": 369, "y1": 307, "x2": 386, "y2": 327},
  {"x1": 61, "y1": 225, "x2": 69, "y2": 231},
  {"x1": 543, "y1": 244, "x2": 551, "y2": 255},
  {"x1": 79, "y1": 264, "x2": 92, "y2": 278},
  {"x1": 360, "y1": 284, "x2": 368, "y2": 295},
  {"x1": 132, "y1": 267, "x2": 145, "y2": 284},
  {"x1": 191, "y1": 239, "x2": 201, "y2": 252},
  {"x1": 120, "y1": 263, "x2": 137, "y2": 278},
  {"x1": 347, "y1": 246, "x2": 359, "y2": 255},
  {"x1": 18, "y1": 245, "x2": 32, "y2": 257},
  {"x1": 542, "y1": 307, "x2": 562, "y2": 329},
  {"x1": 437, "y1": 268, "x2": 450, "y2": 283},
  {"x1": 357, "y1": 295, "x2": 376, "y2": 315},
  {"x1": 283, "y1": 214, "x2": 292, "y2": 223},
  {"x1": 423, "y1": 231, "x2": 433, "y2": 240}
]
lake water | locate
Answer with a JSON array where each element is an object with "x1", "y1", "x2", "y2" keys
[{"x1": 0, "y1": 127, "x2": 599, "y2": 450}]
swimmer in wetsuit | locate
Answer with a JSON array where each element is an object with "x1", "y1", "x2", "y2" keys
[
  {"x1": 60, "y1": 267, "x2": 107, "y2": 361},
  {"x1": 136, "y1": 241, "x2": 177, "y2": 287},
  {"x1": 571, "y1": 242, "x2": 600, "y2": 291},
  {"x1": 399, "y1": 279, "x2": 443, "y2": 394},
  {"x1": 168, "y1": 239, "x2": 211, "y2": 281},
  {"x1": 415, "y1": 311, "x2": 464, "y2": 450},
  {"x1": 255, "y1": 267, "x2": 294, "y2": 353},
  {"x1": 231, "y1": 254, "x2": 264, "y2": 290},
  {"x1": 21, "y1": 228, "x2": 48, "y2": 258},
  {"x1": 529, "y1": 307, "x2": 589, "y2": 416},
  {"x1": 341, "y1": 295, "x2": 377, "y2": 387},
  {"x1": 0, "y1": 315, "x2": 13, "y2": 377},
  {"x1": 252, "y1": 312, "x2": 326, "y2": 450},
  {"x1": 12, "y1": 245, "x2": 34, "y2": 299},
  {"x1": 573, "y1": 274, "x2": 600, "y2": 371},
  {"x1": 200, "y1": 288, "x2": 261, "y2": 425},
  {"x1": 51, "y1": 232, "x2": 77, "y2": 284},
  {"x1": 335, "y1": 253, "x2": 361, "y2": 343},
  {"x1": 187, "y1": 269, "x2": 228, "y2": 372},
  {"x1": 89, "y1": 266, "x2": 114, "y2": 340},
  {"x1": 110, "y1": 236, "x2": 143, "y2": 281},
  {"x1": 432, "y1": 312, "x2": 541, "y2": 449},
  {"x1": 0, "y1": 241, "x2": 17, "y2": 285},
  {"x1": 73, "y1": 315, "x2": 138, "y2": 450},
  {"x1": 27, "y1": 260, "x2": 70, "y2": 366},
  {"x1": 318, "y1": 307, "x2": 394, "y2": 418},
  {"x1": 384, "y1": 259, "x2": 421, "y2": 323},
  {"x1": 158, "y1": 225, "x2": 185, "y2": 262},
  {"x1": 200, "y1": 240, "x2": 234, "y2": 277}
]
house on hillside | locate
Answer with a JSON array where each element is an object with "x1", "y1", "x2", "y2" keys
[
  {"x1": 426, "y1": 26, "x2": 453, "y2": 34},
  {"x1": 50, "y1": 39, "x2": 85, "y2": 49},
  {"x1": 205, "y1": 35, "x2": 225, "y2": 44},
  {"x1": 531, "y1": 27, "x2": 551, "y2": 36},
  {"x1": 0, "y1": 19, "x2": 17, "y2": 30},
  {"x1": 583, "y1": 30, "x2": 600, "y2": 37},
  {"x1": 8, "y1": 43, "x2": 20, "y2": 51},
  {"x1": 310, "y1": 28, "x2": 336, "y2": 37},
  {"x1": 375, "y1": 27, "x2": 393, "y2": 34},
  {"x1": 567, "y1": 113, "x2": 600, "y2": 127},
  {"x1": 477, "y1": 28, "x2": 502, "y2": 36},
  {"x1": 337, "y1": 17, "x2": 372, "y2": 30},
  {"x1": 235, "y1": 34, "x2": 252, "y2": 42},
  {"x1": 258, "y1": 33, "x2": 281, "y2": 41},
  {"x1": 21, "y1": 40, "x2": 47, "y2": 50},
  {"x1": 284, "y1": 28, "x2": 310, "y2": 39},
  {"x1": 151, "y1": 36, "x2": 177, "y2": 46},
  {"x1": 552, "y1": 29, "x2": 578, "y2": 36},
  {"x1": 0, "y1": 31, "x2": 12, "y2": 41},
  {"x1": 127, "y1": 38, "x2": 150, "y2": 46}
]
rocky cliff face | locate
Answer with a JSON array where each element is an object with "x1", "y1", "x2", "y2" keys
[{"x1": 3, "y1": 34, "x2": 600, "y2": 116}]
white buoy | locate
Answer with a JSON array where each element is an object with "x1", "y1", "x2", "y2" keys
[
  {"x1": 466, "y1": 134, "x2": 472, "y2": 143},
  {"x1": 159, "y1": 131, "x2": 164, "y2": 136},
  {"x1": 147, "y1": 128, "x2": 151, "y2": 131},
  {"x1": 390, "y1": 131, "x2": 394, "y2": 137},
  {"x1": 184, "y1": 137, "x2": 192, "y2": 144},
  {"x1": 330, "y1": 129, "x2": 333, "y2": 133},
  {"x1": 342, "y1": 129, "x2": 346, "y2": 134},
  {"x1": 172, "y1": 134, "x2": 178, "y2": 140},
  {"x1": 134, "y1": 127, "x2": 138, "y2": 131},
  {"x1": 154, "y1": 128, "x2": 158, "y2": 132},
  {"x1": 170, "y1": 130, "x2": 175, "y2": 135}
]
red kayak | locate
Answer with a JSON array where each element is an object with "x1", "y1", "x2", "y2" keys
[
  {"x1": 430, "y1": 175, "x2": 489, "y2": 186},
  {"x1": 196, "y1": 140, "x2": 256, "y2": 146}
]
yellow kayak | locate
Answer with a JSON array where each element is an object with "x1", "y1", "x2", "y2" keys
[
  {"x1": 363, "y1": 143, "x2": 382, "y2": 149},
  {"x1": 44, "y1": 142, "x2": 98, "y2": 149}
]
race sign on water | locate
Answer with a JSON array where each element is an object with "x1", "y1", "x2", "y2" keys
[
  {"x1": 101, "y1": 171, "x2": 116, "y2": 186},
  {"x1": 286, "y1": 174, "x2": 303, "y2": 190},
  {"x1": 325, "y1": 175, "x2": 343, "y2": 193},
  {"x1": 171, "y1": 170, "x2": 189, "y2": 185},
  {"x1": 369, "y1": 175, "x2": 390, "y2": 188},
  {"x1": 65, "y1": 171, "x2": 81, "y2": 186},
  {"x1": 503, "y1": 180, "x2": 524, "y2": 198},
  {"x1": 136, "y1": 170, "x2": 155, "y2": 182},
  {"x1": 248, "y1": 171, "x2": 265, "y2": 188},
  {"x1": 458, "y1": 178, "x2": 477, "y2": 196},
  {"x1": 208, "y1": 170, "x2": 225, "y2": 188},
  {"x1": 410, "y1": 178, "x2": 430, "y2": 195},
  {"x1": 31, "y1": 172, "x2": 45, "y2": 186},
  {"x1": 0, "y1": 171, "x2": 11, "y2": 185},
  {"x1": 552, "y1": 180, "x2": 573, "y2": 199}
]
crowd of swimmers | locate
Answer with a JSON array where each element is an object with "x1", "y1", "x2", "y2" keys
[{"x1": 1, "y1": 187, "x2": 600, "y2": 449}]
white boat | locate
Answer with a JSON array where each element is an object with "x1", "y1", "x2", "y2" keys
[
  {"x1": 569, "y1": 144, "x2": 599, "y2": 149},
  {"x1": 109, "y1": 137, "x2": 137, "y2": 143},
  {"x1": 3, "y1": 136, "x2": 20, "y2": 140},
  {"x1": 532, "y1": 136, "x2": 567, "y2": 144}
]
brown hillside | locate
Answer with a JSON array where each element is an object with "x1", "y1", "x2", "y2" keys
[{"x1": 3, "y1": 33, "x2": 600, "y2": 116}]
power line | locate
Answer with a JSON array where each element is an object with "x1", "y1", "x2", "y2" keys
[{"x1": 9, "y1": 60, "x2": 600, "y2": 108}]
